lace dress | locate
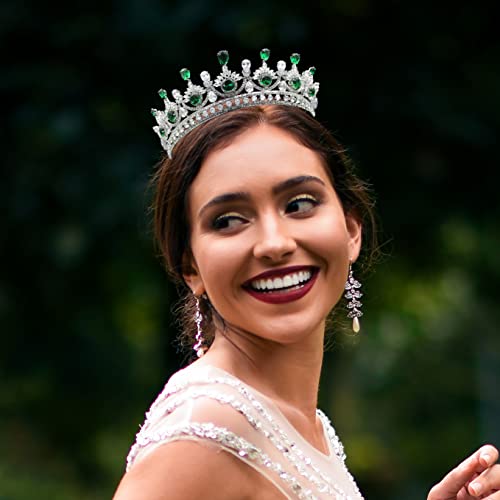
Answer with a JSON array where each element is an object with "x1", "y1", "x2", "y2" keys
[{"x1": 126, "y1": 363, "x2": 364, "y2": 500}]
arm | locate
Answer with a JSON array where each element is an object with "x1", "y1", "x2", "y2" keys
[
  {"x1": 113, "y1": 438, "x2": 282, "y2": 500},
  {"x1": 427, "y1": 444, "x2": 499, "y2": 500}
]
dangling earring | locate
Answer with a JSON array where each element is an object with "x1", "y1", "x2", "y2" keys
[
  {"x1": 344, "y1": 262, "x2": 363, "y2": 333},
  {"x1": 193, "y1": 294, "x2": 206, "y2": 357}
]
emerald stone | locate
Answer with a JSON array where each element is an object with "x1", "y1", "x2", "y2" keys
[
  {"x1": 308, "y1": 87, "x2": 316, "y2": 97},
  {"x1": 290, "y1": 78, "x2": 301, "y2": 90},
  {"x1": 217, "y1": 50, "x2": 229, "y2": 66},
  {"x1": 290, "y1": 53, "x2": 300, "y2": 65},
  {"x1": 180, "y1": 68, "x2": 191, "y2": 81},
  {"x1": 259, "y1": 75, "x2": 272, "y2": 86},
  {"x1": 260, "y1": 48, "x2": 270, "y2": 61},
  {"x1": 167, "y1": 111, "x2": 177, "y2": 123},
  {"x1": 309, "y1": 66, "x2": 316, "y2": 75},
  {"x1": 189, "y1": 94, "x2": 202, "y2": 106},
  {"x1": 222, "y1": 79, "x2": 235, "y2": 92},
  {"x1": 158, "y1": 89, "x2": 167, "y2": 99},
  {"x1": 159, "y1": 128, "x2": 166, "y2": 136},
  {"x1": 151, "y1": 108, "x2": 158, "y2": 116}
]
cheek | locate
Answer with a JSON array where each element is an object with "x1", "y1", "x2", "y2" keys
[
  {"x1": 303, "y1": 212, "x2": 351, "y2": 261},
  {"x1": 192, "y1": 235, "x2": 247, "y2": 291}
]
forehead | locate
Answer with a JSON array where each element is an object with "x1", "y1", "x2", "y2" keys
[{"x1": 189, "y1": 124, "x2": 332, "y2": 204}]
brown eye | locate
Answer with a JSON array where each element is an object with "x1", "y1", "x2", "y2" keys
[
  {"x1": 212, "y1": 212, "x2": 246, "y2": 230},
  {"x1": 286, "y1": 195, "x2": 319, "y2": 214}
]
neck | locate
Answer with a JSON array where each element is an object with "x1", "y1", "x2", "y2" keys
[{"x1": 200, "y1": 322, "x2": 325, "y2": 421}]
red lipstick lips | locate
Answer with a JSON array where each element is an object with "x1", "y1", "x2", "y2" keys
[{"x1": 243, "y1": 266, "x2": 319, "y2": 304}]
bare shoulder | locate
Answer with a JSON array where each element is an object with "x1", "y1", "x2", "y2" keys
[{"x1": 113, "y1": 439, "x2": 285, "y2": 500}]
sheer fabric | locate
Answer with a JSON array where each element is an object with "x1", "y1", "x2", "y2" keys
[{"x1": 126, "y1": 363, "x2": 364, "y2": 500}]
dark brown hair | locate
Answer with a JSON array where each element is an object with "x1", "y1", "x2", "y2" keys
[{"x1": 150, "y1": 105, "x2": 379, "y2": 357}]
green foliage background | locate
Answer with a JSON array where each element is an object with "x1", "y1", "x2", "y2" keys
[{"x1": 2, "y1": 0, "x2": 499, "y2": 498}]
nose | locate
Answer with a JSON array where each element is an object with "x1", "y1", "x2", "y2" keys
[{"x1": 252, "y1": 214, "x2": 297, "y2": 262}]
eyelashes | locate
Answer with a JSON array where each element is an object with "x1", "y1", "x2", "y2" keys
[
  {"x1": 286, "y1": 194, "x2": 319, "y2": 214},
  {"x1": 211, "y1": 194, "x2": 321, "y2": 231},
  {"x1": 212, "y1": 211, "x2": 247, "y2": 230}
]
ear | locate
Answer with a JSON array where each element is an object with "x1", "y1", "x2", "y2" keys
[
  {"x1": 182, "y1": 250, "x2": 205, "y2": 296},
  {"x1": 345, "y1": 211, "x2": 363, "y2": 263}
]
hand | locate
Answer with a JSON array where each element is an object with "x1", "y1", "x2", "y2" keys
[{"x1": 427, "y1": 444, "x2": 499, "y2": 499}]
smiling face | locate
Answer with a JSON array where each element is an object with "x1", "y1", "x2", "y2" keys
[{"x1": 183, "y1": 123, "x2": 362, "y2": 346}]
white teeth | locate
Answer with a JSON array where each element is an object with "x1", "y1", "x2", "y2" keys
[
  {"x1": 250, "y1": 269, "x2": 313, "y2": 291},
  {"x1": 273, "y1": 277, "x2": 283, "y2": 288}
]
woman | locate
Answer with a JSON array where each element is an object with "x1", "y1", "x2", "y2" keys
[{"x1": 113, "y1": 49, "x2": 499, "y2": 499}]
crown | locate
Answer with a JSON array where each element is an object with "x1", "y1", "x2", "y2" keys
[{"x1": 151, "y1": 48, "x2": 319, "y2": 158}]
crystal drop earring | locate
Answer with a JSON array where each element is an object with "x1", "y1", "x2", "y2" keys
[
  {"x1": 193, "y1": 294, "x2": 206, "y2": 357},
  {"x1": 344, "y1": 262, "x2": 363, "y2": 333}
]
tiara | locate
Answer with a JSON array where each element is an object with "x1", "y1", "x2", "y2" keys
[{"x1": 151, "y1": 48, "x2": 319, "y2": 158}]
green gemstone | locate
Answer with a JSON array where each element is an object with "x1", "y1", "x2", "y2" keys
[
  {"x1": 158, "y1": 89, "x2": 167, "y2": 99},
  {"x1": 222, "y1": 79, "x2": 235, "y2": 92},
  {"x1": 290, "y1": 78, "x2": 301, "y2": 90},
  {"x1": 189, "y1": 94, "x2": 202, "y2": 106},
  {"x1": 290, "y1": 53, "x2": 300, "y2": 65},
  {"x1": 309, "y1": 66, "x2": 316, "y2": 75},
  {"x1": 180, "y1": 68, "x2": 191, "y2": 81},
  {"x1": 159, "y1": 128, "x2": 166, "y2": 136},
  {"x1": 308, "y1": 87, "x2": 316, "y2": 97},
  {"x1": 151, "y1": 108, "x2": 158, "y2": 117},
  {"x1": 167, "y1": 111, "x2": 177, "y2": 123},
  {"x1": 260, "y1": 48, "x2": 270, "y2": 61},
  {"x1": 259, "y1": 75, "x2": 272, "y2": 86},
  {"x1": 217, "y1": 50, "x2": 229, "y2": 66}
]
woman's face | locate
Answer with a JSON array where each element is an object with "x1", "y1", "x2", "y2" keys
[{"x1": 184, "y1": 123, "x2": 361, "y2": 345}]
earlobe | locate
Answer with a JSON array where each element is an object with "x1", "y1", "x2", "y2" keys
[
  {"x1": 182, "y1": 251, "x2": 205, "y2": 296},
  {"x1": 345, "y1": 212, "x2": 363, "y2": 262}
]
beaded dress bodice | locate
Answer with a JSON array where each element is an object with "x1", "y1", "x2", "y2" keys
[{"x1": 126, "y1": 363, "x2": 364, "y2": 500}]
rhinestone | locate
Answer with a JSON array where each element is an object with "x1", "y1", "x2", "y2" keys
[
  {"x1": 222, "y1": 79, "x2": 236, "y2": 92},
  {"x1": 167, "y1": 111, "x2": 177, "y2": 123},
  {"x1": 158, "y1": 89, "x2": 167, "y2": 99},
  {"x1": 159, "y1": 128, "x2": 166, "y2": 136},
  {"x1": 189, "y1": 94, "x2": 202, "y2": 106},
  {"x1": 200, "y1": 70, "x2": 211, "y2": 82},
  {"x1": 309, "y1": 66, "x2": 316, "y2": 75},
  {"x1": 217, "y1": 50, "x2": 229, "y2": 66},
  {"x1": 180, "y1": 68, "x2": 190, "y2": 81},
  {"x1": 277, "y1": 60, "x2": 286, "y2": 72},
  {"x1": 259, "y1": 75, "x2": 272, "y2": 86},
  {"x1": 217, "y1": 104, "x2": 223, "y2": 111},
  {"x1": 290, "y1": 53, "x2": 300, "y2": 65},
  {"x1": 308, "y1": 87, "x2": 316, "y2": 97},
  {"x1": 172, "y1": 89, "x2": 181, "y2": 100},
  {"x1": 290, "y1": 78, "x2": 301, "y2": 90},
  {"x1": 208, "y1": 91, "x2": 217, "y2": 102},
  {"x1": 260, "y1": 48, "x2": 270, "y2": 61},
  {"x1": 245, "y1": 81, "x2": 254, "y2": 93},
  {"x1": 151, "y1": 108, "x2": 158, "y2": 117},
  {"x1": 235, "y1": 98, "x2": 241, "y2": 105}
]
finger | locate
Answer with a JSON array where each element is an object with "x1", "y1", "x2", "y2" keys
[
  {"x1": 477, "y1": 445, "x2": 499, "y2": 469},
  {"x1": 481, "y1": 490, "x2": 500, "y2": 500},
  {"x1": 436, "y1": 446, "x2": 498, "y2": 497},
  {"x1": 468, "y1": 465, "x2": 500, "y2": 497}
]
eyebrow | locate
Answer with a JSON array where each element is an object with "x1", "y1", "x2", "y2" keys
[{"x1": 198, "y1": 175, "x2": 326, "y2": 218}]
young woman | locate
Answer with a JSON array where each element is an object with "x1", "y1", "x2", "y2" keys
[{"x1": 113, "y1": 49, "x2": 499, "y2": 499}]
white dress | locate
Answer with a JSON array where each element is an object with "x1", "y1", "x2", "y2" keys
[{"x1": 126, "y1": 363, "x2": 365, "y2": 500}]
